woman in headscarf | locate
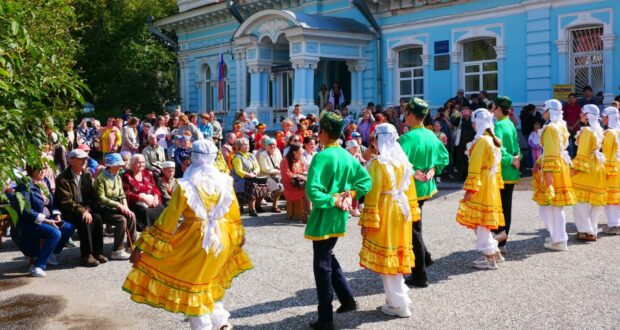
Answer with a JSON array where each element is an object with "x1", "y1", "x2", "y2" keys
[
  {"x1": 455, "y1": 108, "x2": 505, "y2": 270},
  {"x1": 358, "y1": 123, "x2": 420, "y2": 318},
  {"x1": 571, "y1": 104, "x2": 607, "y2": 242},
  {"x1": 532, "y1": 99, "x2": 576, "y2": 251},
  {"x1": 123, "y1": 139, "x2": 253, "y2": 330},
  {"x1": 601, "y1": 106, "x2": 620, "y2": 235}
]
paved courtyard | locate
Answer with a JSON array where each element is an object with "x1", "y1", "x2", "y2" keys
[{"x1": 1, "y1": 186, "x2": 619, "y2": 329}]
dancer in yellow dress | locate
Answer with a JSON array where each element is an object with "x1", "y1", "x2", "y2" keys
[
  {"x1": 359, "y1": 123, "x2": 419, "y2": 318},
  {"x1": 572, "y1": 104, "x2": 607, "y2": 242},
  {"x1": 601, "y1": 106, "x2": 620, "y2": 235},
  {"x1": 532, "y1": 99, "x2": 576, "y2": 251},
  {"x1": 123, "y1": 139, "x2": 253, "y2": 330},
  {"x1": 456, "y1": 108, "x2": 504, "y2": 270}
]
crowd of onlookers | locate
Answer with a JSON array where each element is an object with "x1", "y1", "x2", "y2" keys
[{"x1": 4, "y1": 84, "x2": 617, "y2": 278}]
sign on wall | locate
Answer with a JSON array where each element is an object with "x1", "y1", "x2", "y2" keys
[
  {"x1": 434, "y1": 40, "x2": 449, "y2": 54},
  {"x1": 553, "y1": 84, "x2": 574, "y2": 101},
  {"x1": 434, "y1": 54, "x2": 450, "y2": 71}
]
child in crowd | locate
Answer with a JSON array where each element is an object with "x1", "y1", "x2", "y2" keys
[
  {"x1": 254, "y1": 123, "x2": 267, "y2": 150},
  {"x1": 528, "y1": 120, "x2": 544, "y2": 164},
  {"x1": 248, "y1": 112, "x2": 259, "y2": 130},
  {"x1": 346, "y1": 139, "x2": 366, "y2": 217},
  {"x1": 275, "y1": 130, "x2": 286, "y2": 152}
]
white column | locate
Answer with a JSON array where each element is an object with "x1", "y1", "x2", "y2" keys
[
  {"x1": 179, "y1": 57, "x2": 190, "y2": 112},
  {"x1": 386, "y1": 56, "x2": 396, "y2": 105},
  {"x1": 247, "y1": 64, "x2": 273, "y2": 124},
  {"x1": 290, "y1": 58, "x2": 320, "y2": 117},
  {"x1": 494, "y1": 45, "x2": 506, "y2": 96},
  {"x1": 555, "y1": 40, "x2": 568, "y2": 84},
  {"x1": 450, "y1": 51, "x2": 460, "y2": 95},
  {"x1": 601, "y1": 34, "x2": 616, "y2": 104},
  {"x1": 421, "y1": 54, "x2": 430, "y2": 103}
]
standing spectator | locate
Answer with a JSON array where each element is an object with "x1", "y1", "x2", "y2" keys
[
  {"x1": 198, "y1": 113, "x2": 213, "y2": 140},
  {"x1": 94, "y1": 153, "x2": 137, "y2": 260},
  {"x1": 254, "y1": 123, "x2": 267, "y2": 150},
  {"x1": 235, "y1": 111, "x2": 253, "y2": 140},
  {"x1": 76, "y1": 118, "x2": 96, "y2": 148},
  {"x1": 579, "y1": 85, "x2": 596, "y2": 106},
  {"x1": 123, "y1": 154, "x2": 165, "y2": 229},
  {"x1": 452, "y1": 108, "x2": 475, "y2": 180},
  {"x1": 121, "y1": 117, "x2": 140, "y2": 154},
  {"x1": 101, "y1": 117, "x2": 121, "y2": 154},
  {"x1": 138, "y1": 122, "x2": 152, "y2": 152},
  {"x1": 174, "y1": 134, "x2": 192, "y2": 178},
  {"x1": 222, "y1": 133, "x2": 237, "y2": 170},
  {"x1": 357, "y1": 109, "x2": 374, "y2": 147},
  {"x1": 433, "y1": 121, "x2": 448, "y2": 147},
  {"x1": 55, "y1": 149, "x2": 107, "y2": 267},
  {"x1": 289, "y1": 104, "x2": 306, "y2": 125},
  {"x1": 189, "y1": 113, "x2": 198, "y2": 127},
  {"x1": 156, "y1": 161, "x2": 177, "y2": 207},
  {"x1": 248, "y1": 112, "x2": 259, "y2": 131},
  {"x1": 13, "y1": 162, "x2": 75, "y2": 277},
  {"x1": 519, "y1": 104, "x2": 543, "y2": 168},
  {"x1": 281, "y1": 119, "x2": 294, "y2": 138},
  {"x1": 63, "y1": 119, "x2": 78, "y2": 152},
  {"x1": 329, "y1": 82, "x2": 345, "y2": 110},
  {"x1": 564, "y1": 93, "x2": 582, "y2": 157},
  {"x1": 595, "y1": 91, "x2": 605, "y2": 110},
  {"x1": 150, "y1": 116, "x2": 170, "y2": 150},
  {"x1": 318, "y1": 84, "x2": 329, "y2": 111},
  {"x1": 177, "y1": 114, "x2": 203, "y2": 141},
  {"x1": 301, "y1": 136, "x2": 317, "y2": 168},
  {"x1": 209, "y1": 111, "x2": 223, "y2": 146},
  {"x1": 232, "y1": 138, "x2": 267, "y2": 216},
  {"x1": 257, "y1": 138, "x2": 284, "y2": 213},
  {"x1": 142, "y1": 134, "x2": 166, "y2": 175},
  {"x1": 528, "y1": 120, "x2": 544, "y2": 164},
  {"x1": 280, "y1": 144, "x2": 309, "y2": 222},
  {"x1": 479, "y1": 90, "x2": 492, "y2": 108},
  {"x1": 307, "y1": 113, "x2": 319, "y2": 133},
  {"x1": 167, "y1": 135, "x2": 180, "y2": 162},
  {"x1": 451, "y1": 89, "x2": 470, "y2": 108},
  {"x1": 470, "y1": 94, "x2": 486, "y2": 110}
]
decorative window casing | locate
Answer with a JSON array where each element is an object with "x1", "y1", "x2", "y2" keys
[
  {"x1": 461, "y1": 38, "x2": 498, "y2": 100},
  {"x1": 397, "y1": 47, "x2": 424, "y2": 100},
  {"x1": 569, "y1": 26, "x2": 604, "y2": 96}
]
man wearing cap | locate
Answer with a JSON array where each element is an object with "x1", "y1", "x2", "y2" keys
[
  {"x1": 55, "y1": 149, "x2": 107, "y2": 267},
  {"x1": 142, "y1": 134, "x2": 166, "y2": 175},
  {"x1": 532, "y1": 99, "x2": 576, "y2": 251},
  {"x1": 156, "y1": 161, "x2": 177, "y2": 207},
  {"x1": 491, "y1": 96, "x2": 522, "y2": 254},
  {"x1": 399, "y1": 97, "x2": 449, "y2": 288},
  {"x1": 305, "y1": 111, "x2": 372, "y2": 330}
]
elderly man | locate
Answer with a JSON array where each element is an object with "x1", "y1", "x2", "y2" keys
[
  {"x1": 257, "y1": 138, "x2": 284, "y2": 213},
  {"x1": 55, "y1": 149, "x2": 106, "y2": 267},
  {"x1": 142, "y1": 134, "x2": 166, "y2": 175}
]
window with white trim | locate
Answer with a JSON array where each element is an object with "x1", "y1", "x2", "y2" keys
[
  {"x1": 462, "y1": 38, "x2": 497, "y2": 100},
  {"x1": 397, "y1": 47, "x2": 424, "y2": 101},
  {"x1": 569, "y1": 26, "x2": 603, "y2": 96}
]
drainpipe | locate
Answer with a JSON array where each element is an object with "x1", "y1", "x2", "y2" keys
[
  {"x1": 352, "y1": 0, "x2": 382, "y2": 105},
  {"x1": 227, "y1": 0, "x2": 245, "y2": 24}
]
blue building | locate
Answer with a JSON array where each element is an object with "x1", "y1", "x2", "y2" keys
[{"x1": 157, "y1": 0, "x2": 620, "y2": 127}]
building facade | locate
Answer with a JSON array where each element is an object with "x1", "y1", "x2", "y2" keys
[{"x1": 158, "y1": 0, "x2": 619, "y2": 127}]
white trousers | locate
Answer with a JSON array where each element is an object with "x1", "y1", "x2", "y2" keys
[
  {"x1": 604, "y1": 205, "x2": 620, "y2": 227},
  {"x1": 539, "y1": 206, "x2": 568, "y2": 243},
  {"x1": 475, "y1": 226, "x2": 498, "y2": 255},
  {"x1": 381, "y1": 274, "x2": 411, "y2": 310},
  {"x1": 574, "y1": 203, "x2": 602, "y2": 235},
  {"x1": 188, "y1": 303, "x2": 230, "y2": 330}
]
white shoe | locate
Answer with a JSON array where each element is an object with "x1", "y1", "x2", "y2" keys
[
  {"x1": 545, "y1": 237, "x2": 552, "y2": 243},
  {"x1": 47, "y1": 254, "x2": 60, "y2": 266},
  {"x1": 350, "y1": 209, "x2": 361, "y2": 217},
  {"x1": 472, "y1": 256, "x2": 498, "y2": 270},
  {"x1": 602, "y1": 226, "x2": 620, "y2": 235},
  {"x1": 30, "y1": 266, "x2": 47, "y2": 277},
  {"x1": 110, "y1": 250, "x2": 131, "y2": 260},
  {"x1": 494, "y1": 231, "x2": 508, "y2": 242},
  {"x1": 543, "y1": 241, "x2": 568, "y2": 251},
  {"x1": 380, "y1": 304, "x2": 412, "y2": 318},
  {"x1": 494, "y1": 251, "x2": 505, "y2": 263},
  {"x1": 28, "y1": 264, "x2": 35, "y2": 273}
]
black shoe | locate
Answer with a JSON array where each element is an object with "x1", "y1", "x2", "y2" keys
[
  {"x1": 308, "y1": 320, "x2": 334, "y2": 330},
  {"x1": 336, "y1": 301, "x2": 358, "y2": 313},
  {"x1": 249, "y1": 210, "x2": 258, "y2": 217},
  {"x1": 405, "y1": 277, "x2": 428, "y2": 288},
  {"x1": 256, "y1": 206, "x2": 265, "y2": 213},
  {"x1": 425, "y1": 254, "x2": 434, "y2": 267}
]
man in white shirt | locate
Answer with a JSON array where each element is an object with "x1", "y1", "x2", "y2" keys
[{"x1": 289, "y1": 104, "x2": 306, "y2": 125}]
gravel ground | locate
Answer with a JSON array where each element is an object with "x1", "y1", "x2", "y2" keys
[{"x1": 1, "y1": 189, "x2": 619, "y2": 329}]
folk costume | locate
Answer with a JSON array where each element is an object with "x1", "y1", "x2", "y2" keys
[
  {"x1": 601, "y1": 106, "x2": 620, "y2": 235},
  {"x1": 123, "y1": 140, "x2": 252, "y2": 330},
  {"x1": 532, "y1": 99, "x2": 576, "y2": 251},
  {"x1": 492, "y1": 97, "x2": 521, "y2": 252},
  {"x1": 399, "y1": 98, "x2": 449, "y2": 285},
  {"x1": 305, "y1": 111, "x2": 372, "y2": 329},
  {"x1": 456, "y1": 108, "x2": 504, "y2": 270},
  {"x1": 359, "y1": 123, "x2": 419, "y2": 318},
  {"x1": 572, "y1": 104, "x2": 607, "y2": 241}
]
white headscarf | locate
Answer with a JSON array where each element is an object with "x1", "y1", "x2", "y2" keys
[
  {"x1": 541, "y1": 99, "x2": 571, "y2": 165},
  {"x1": 543, "y1": 99, "x2": 565, "y2": 124},
  {"x1": 581, "y1": 104, "x2": 605, "y2": 163},
  {"x1": 373, "y1": 123, "x2": 413, "y2": 221},
  {"x1": 178, "y1": 139, "x2": 234, "y2": 256},
  {"x1": 472, "y1": 108, "x2": 494, "y2": 139},
  {"x1": 602, "y1": 106, "x2": 620, "y2": 129}
]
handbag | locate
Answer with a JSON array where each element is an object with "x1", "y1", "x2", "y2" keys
[
  {"x1": 248, "y1": 176, "x2": 268, "y2": 185},
  {"x1": 292, "y1": 176, "x2": 306, "y2": 189}
]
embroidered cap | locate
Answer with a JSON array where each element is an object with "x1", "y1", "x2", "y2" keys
[
  {"x1": 407, "y1": 97, "x2": 429, "y2": 117},
  {"x1": 161, "y1": 161, "x2": 176, "y2": 169},
  {"x1": 319, "y1": 111, "x2": 345, "y2": 136},
  {"x1": 495, "y1": 96, "x2": 512, "y2": 110}
]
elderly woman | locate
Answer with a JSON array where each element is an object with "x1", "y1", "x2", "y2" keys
[
  {"x1": 280, "y1": 144, "x2": 309, "y2": 222},
  {"x1": 156, "y1": 161, "x2": 177, "y2": 206},
  {"x1": 94, "y1": 153, "x2": 137, "y2": 260},
  {"x1": 257, "y1": 138, "x2": 284, "y2": 213},
  {"x1": 232, "y1": 138, "x2": 267, "y2": 216},
  {"x1": 123, "y1": 154, "x2": 165, "y2": 229},
  {"x1": 121, "y1": 117, "x2": 140, "y2": 154},
  {"x1": 12, "y1": 162, "x2": 75, "y2": 277}
]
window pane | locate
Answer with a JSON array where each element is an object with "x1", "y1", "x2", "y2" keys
[
  {"x1": 591, "y1": 55, "x2": 603, "y2": 65},
  {"x1": 483, "y1": 73, "x2": 498, "y2": 91},
  {"x1": 400, "y1": 79, "x2": 412, "y2": 96},
  {"x1": 400, "y1": 70, "x2": 412, "y2": 79},
  {"x1": 463, "y1": 39, "x2": 497, "y2": 62},
  {"x1": 398, "y1": 47, "x2": 423, "y2": 68},
  {"x1": 465, "y1": 75, "x2": 480, "y2": 93},
  {"x1": 465, "y1": 65, "x2": 479, "y2": 73},
  {"x1": 482, "y1": 62, "x2": 497, "y2": 71},
  {"x1": 413, "y1": 68, "x2": 423, "y2": 77},
  {"x1": 413, "y1": 79, "x2": 424, "y2": 95}
]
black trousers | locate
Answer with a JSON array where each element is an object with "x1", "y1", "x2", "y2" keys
[
  {"x1": 410, "y1": 199, "x2": 431, "y2": 281},
  {"x1": 494, "y1": 183, "x2": 515, "y2": 247},
  {"x1": 130, "y1": 204, "x2": 164, "y2": 230},
  {"x1": 66, "y1": 212, "x2": 103, "y2": 258},
  {"x1": 313, "y1": 237, "x2": 355, "y2": 322}
]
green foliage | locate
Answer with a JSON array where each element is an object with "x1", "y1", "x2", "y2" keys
[
  {"x1": 74, "y1": 0, "x2": 179, "y2": 120},
  {"x1": 0, "y1": 0, "x2": 86, "y2": 183}
]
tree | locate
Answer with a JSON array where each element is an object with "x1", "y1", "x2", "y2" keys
[{"x1": 73, "y1": 0, "x2": 179, "y2": 120}]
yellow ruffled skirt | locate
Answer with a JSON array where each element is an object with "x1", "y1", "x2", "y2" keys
[
  {"x1": 122, "y1": 219, "x2": 253, "y2": 317},
  {"x1": 532, "y1": 158, "x2": 576, "y2": 207},
  {"x1": 358, "y1": 194, "x2": 418, "y2": 275},
  {"x1": 572, "y1": 157, "x2": 607, "y2": 206},
  {"x1": 456, "y1": 172, "x2": 504, "y2": 230}
]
